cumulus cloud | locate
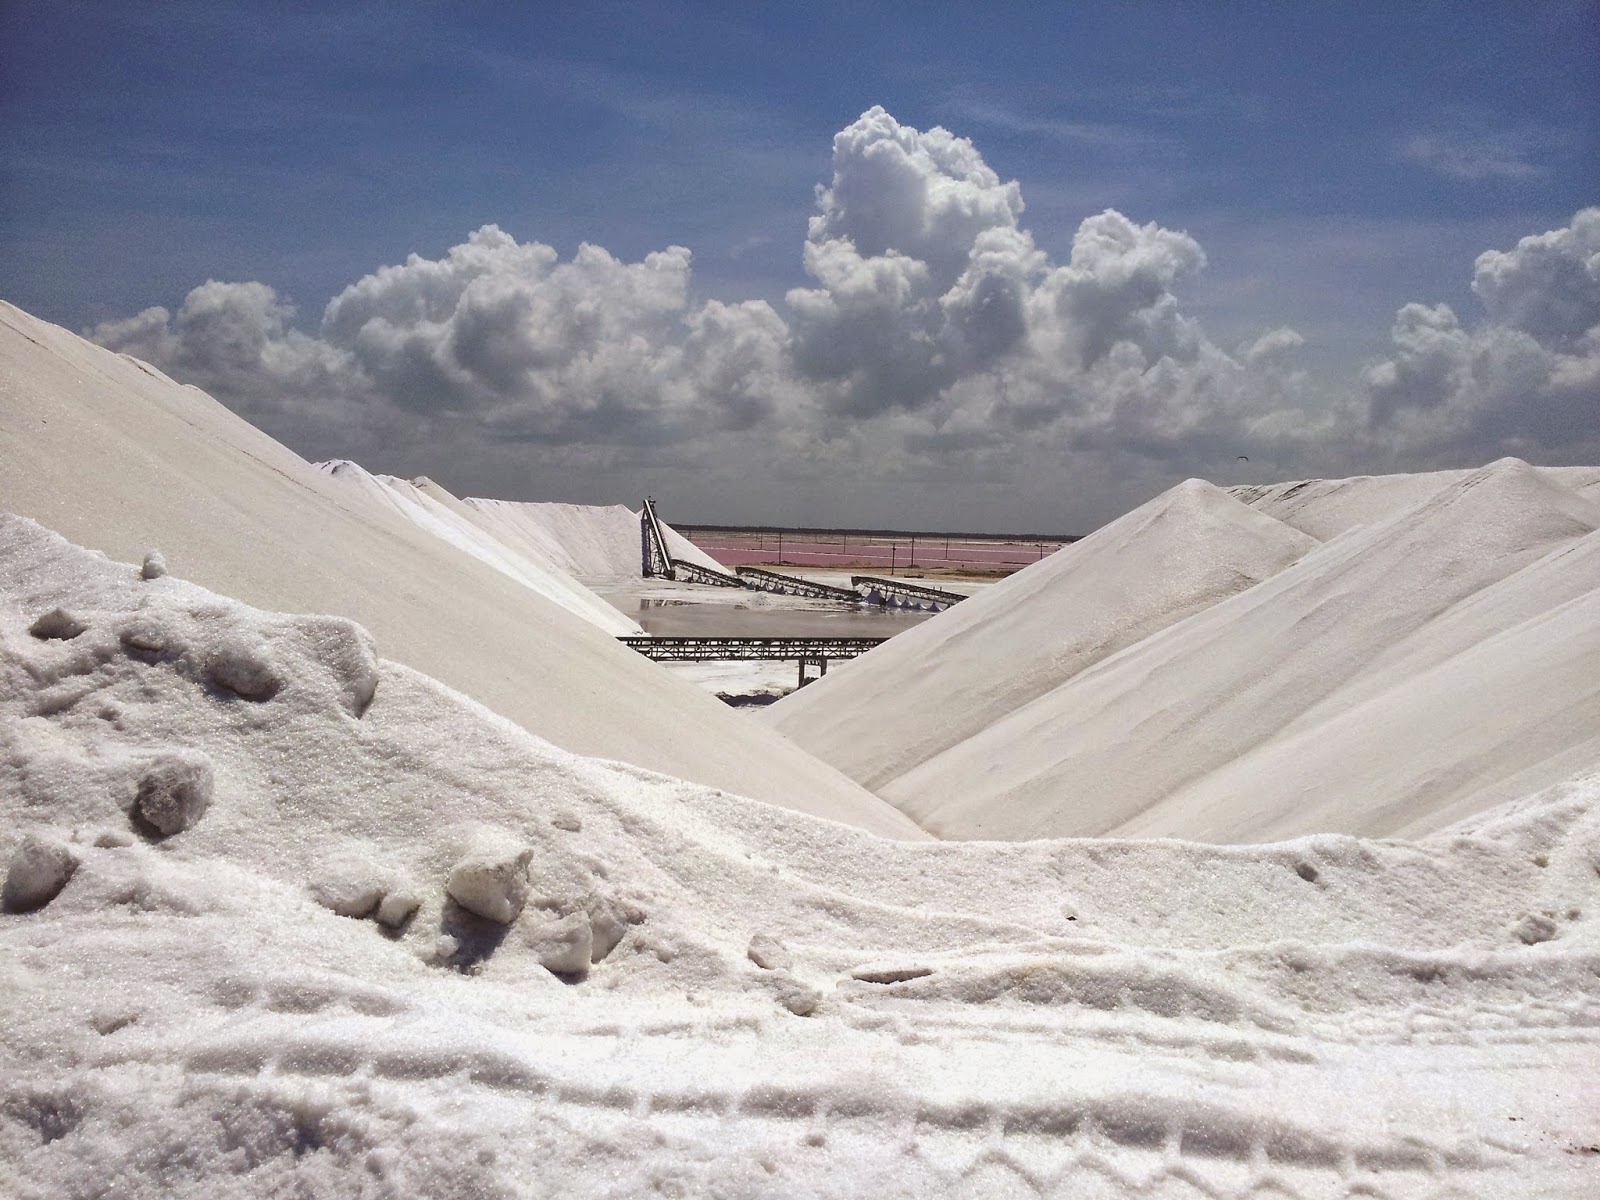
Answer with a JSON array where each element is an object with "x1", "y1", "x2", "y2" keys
[
  {"x1": 90, "y1": 106, "x2": 1594, "y2": 522},
  {"x1": 1364, "y1": 209, "x2": 1600, "y2": 457},
  {"x1": 786, "y1": 107, "x2": 1038, "y2": 413},
  {"x1": 94, "y1": 106, "x2": 1303, "y2": 490},
  {"x1": 778, "y1": 105, "x2": 1310, "y2": 485},
  {"x1": 784, "y1": 108, "x2": 1236, "y2": 434},
  {"x1": 94, "y1": 226, "x2": 794, "y2": 452}
]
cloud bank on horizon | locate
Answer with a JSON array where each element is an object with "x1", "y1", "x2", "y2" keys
[{"x1": 90, "y1": 108, "x2": 1600, "y2": 527}]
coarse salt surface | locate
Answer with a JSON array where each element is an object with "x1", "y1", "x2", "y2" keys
[{"x1": 1, "y1": 516, "x2": 1597, "y2": 1198}]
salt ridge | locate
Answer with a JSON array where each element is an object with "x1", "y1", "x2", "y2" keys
[
  {"x1": 461, "y1": 497, "x2": 725, "y2": 581},
  {"x1": 1228, "y1": 464, "x2": 1600, "y2": 540}
]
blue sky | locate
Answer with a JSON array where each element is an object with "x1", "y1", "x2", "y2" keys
[{"x1": 3, "y1": 2, "x2": 1597, "y2": 528}]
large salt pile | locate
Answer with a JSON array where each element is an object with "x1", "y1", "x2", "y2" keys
[
  {"x1": 0, "y1": 301, "x2": 920, "y2": 837},
  {"x1": 768, "y1": 479, "x2": 1318, "y2": 792},
  {"x1": 772, "y1": 459, "x2": 1600, "y2": 843},
  {"x1": 1227, "y1": 465, "x2": 1600, "y2": 539},
  {"x1": 312, "y1": 460, "x2": 642, "y2": 636},
  {"x1": 1121, "y1": 518, "x2": 1600, "y2": 839},
  {"x1": 882, "y1": 459, "x2": 1600, "y2": 840},
  {"x1": 462, "y1": 497, "x2": 725, "y2": 581},
  {"x1": 3, "y1": 518, "x2": 1597, "y2": 1198}
]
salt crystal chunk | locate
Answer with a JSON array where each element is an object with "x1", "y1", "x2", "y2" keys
[
  {"x1": 135, "y1": 752, "x2": 214, "y2": 836},
  {"x1": 1513, "y1": 914, "x2": 1559, "y2": 945},
  {"x1": 205, "y1": 638, "x2": 281, "y2": 700},
  {"x1": 747, "y1": 933, "x2": 793, "y2": 971},
  {"x1": 769, "y1": 971, "x2": 821, "y2": 1016},
  {"x1": 446, "y1": 846, "x2": 532, "y2": 924},
  {"x1": 376, "y1": 890, "x2": 421, "y2": 929},
  {"x1": 3, "y1": 835, "x2": 79, "y2": 912},
  {"x1": 28, "y1": 609, "x2": 86, "y2": 640},
  {"x1": 524, "y1": 911, "x2": 593, "y2": 976}
]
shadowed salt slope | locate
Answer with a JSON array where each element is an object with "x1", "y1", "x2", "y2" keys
[
  {"x1": 312, "y1": 460, "x2": 642, "y2": 637},
  {"x1": 1229, "y1": 464, "x2": 1600, "y2": 540},
  {"x1": 4, "y1": 520, "x2": 1598, "y2": 1198},
  {"x1": 0, "y1": 301, "x2": 922, "y2": 839},
  {"x1": 461, "y1": 496, "x2": 726, "y2": 581},
  {"x1": 888, "y1": 460, "x2": 1600, "y2": 841},
  {"x1": 1127, "y1": 524, "x2": 1600, "y2": 840},
  {"x1": 767, "y1": 480, "x2": 1318, "y2": 791}
]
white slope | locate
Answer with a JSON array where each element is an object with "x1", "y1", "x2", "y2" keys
[
  {"x1": 887, "y1": 459, "x2": 1600, "y2": 841},
  {"x1": 0, "y1": 300, "x2": 924, "y2": 839},
  {"x1": 1545, "y1": 464, "x2": 1600, "y2": 491},
  {"x1": 1122, "y1": 524, "x2": 1600, "y2": 840},
  {"x1": 3, "y1": 519, "x2": 1597, "y2": 1199},
  {"x1": 461, "y1": 497, "x2": 726, "y2": 581},
  {"x1": 312, "y1": 460, "x2": 641, "y2": 636},
  {"x1": 767, "y1": 480, "x2": 1318, "y2": 791},
  {"x1": 1229, "y1": 464, "x2": 1600, "y2": 540}
]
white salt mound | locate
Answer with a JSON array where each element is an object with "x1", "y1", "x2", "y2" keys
[
  {"x1": 1129, "y1": 521, "x2": 1600, "y2": 839},
  {"x1": 768, "y1": 478, "x2": 1318, "y2": 791},
  {"x1": 883, "y1": 458, "x2": 1600, "y2": 840},
  {"x1": 2, "y1": 515, "x2": 1597, "y2": 1197},
  {"x1": 0, "y1": 300, "x2": 917, "y2": 838},
  {"x1": 1228, "y1": 463, "x2": 1600, "y2": 540},
  {"x1": 461, "y1": 497, "x2": 726, "y2": 581},
  {"x1": 313, "y1": 459, "x2": 642, "y2": 637}
]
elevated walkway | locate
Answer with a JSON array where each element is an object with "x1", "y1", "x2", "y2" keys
[
  {"x1": 850, "y1": 575, "x2": 968, "y2": 612},
  {"x1": 734, "y1": 565, "x2": 861, "y2": 602},
  {"x1": 619, "y1": 636, "x2": 887, "y2": 661}
]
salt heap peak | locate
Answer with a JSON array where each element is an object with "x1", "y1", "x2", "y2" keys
[
  {"x1": 884, "y1": 457, "x2": 1600, "y2": 840},
  {"x1": 312, "y1": 459, "x2": 641, "y2": 636},
  {"x1": 769, "y1": 477, "x2": 1317, "y2": 792},
  {"x1": 1227, "y1": 461, "x2": 1600, "y2": 540},
  {"x1": 460, "y1": 496, "x2": 726, "y2": 581}
]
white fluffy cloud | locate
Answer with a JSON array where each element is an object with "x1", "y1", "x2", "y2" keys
[
  {"x1": 95, "y1": 226, "x2": 794, "y2": 450},
  {"x1": 1364, "y1": 209, "x2": 1600, "y2": 457},
  {"x1": 96, "y1": 108, "x2": 1296, "y2": 475},
  {"x1": 785, "y1": 107, "x2": 1240, "y2": 438},
  {"x1": 86, "y1": 107, "x2": 1596, "y2": 520}
]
